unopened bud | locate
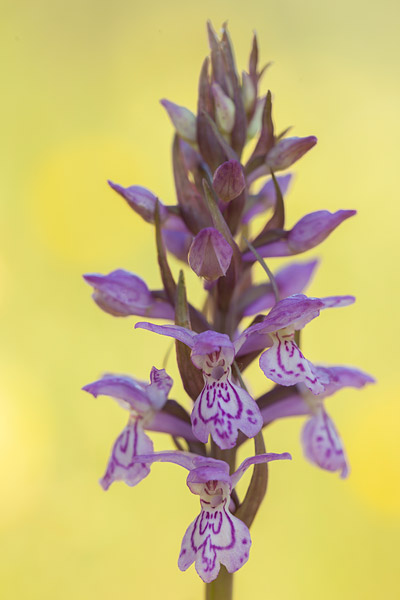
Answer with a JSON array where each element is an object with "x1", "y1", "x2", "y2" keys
[
  {"x1": 160, "y1": 99, "x2": 197, "y2": 143},
  {"x1": 266, "y1": 136, "x2": 317, "y2": 171},
  {"x1": 213, "y1": 160, "x2": 246, "y2": 203},
  {"x1": 211, "y1": 83, "x2": 236, "y2": 134},
  {"x1": 108, "y1": 181, "x2": 168, "y2": 224},
  {"x1": 188, "y1": 227, "x2": 233, "y2": 281},
  {"x1": 246, "y1": 96, "x2": 266, "y2": 140},
  {"x1": 83, "y1": 269, "x2": 173, "y2": 319},
  {"x1": 241, "y1": 71, "x2": 256, "y2": 113}
]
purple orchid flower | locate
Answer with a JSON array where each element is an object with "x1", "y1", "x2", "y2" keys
[
  {"x1": 134, "y1": 324, "x2": 263, "y2": 449},
  {"x1": 260, "y1": 365, "x2": 374, "y2": 478},
  {"x1": 243, "y1": 210, "x2": 356, "y2": 259},
  {"x1": 241, "y1": 294, "x2": 355, "y2": 394},
  {"x1": 124, "y1": 449, "x2": 291, "y2": 582},
  {"x1": 83, "y1": 367, "x2": 195, "y2": 489},
  {"x1": 83, "y1": 269, "x2": 174, "y2": 319}
]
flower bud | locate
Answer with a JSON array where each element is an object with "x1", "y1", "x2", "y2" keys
[
  {"x1": 266, "y1": 136, "x2": 317, "y2": 171},
  {"x1": 211, "y1": 83, "x2": 236, "y2": 134},
  {"x1": 246, "y1": 96, "x2": 266, "y2": 140},
  {"x1": 108, "y1": 181, "x2": 168, "y2": 224},
  {"x1": 83, "y1": 269, "x2": 174, "y2": 319},
  {"x1": 160, "y1": 99, "x2": 197, "y2": 143},
  {"x1": 212, "y1": 159, "x2": 246, "y2": 203},
  {"x1": 241, "y1": 71, "x2": 256, "y2": 113},
  {"x1": 188, "y1": 227, "x2": 233, "y2": 281}
]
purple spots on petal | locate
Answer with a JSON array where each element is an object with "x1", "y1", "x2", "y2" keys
[{"x1": 242, "y1": 538, "x2": 248, "y2": 544}]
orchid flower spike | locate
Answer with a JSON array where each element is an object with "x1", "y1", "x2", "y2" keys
[
  {"x1": 83, "y1": 367, "x2": 195, "y2": 489},
  {"x1": 135, "y1": 324, "x2": 263, "y2": 449},
  {"x1": 124, "y1": 450, "x2": 291, "y2": 582}
]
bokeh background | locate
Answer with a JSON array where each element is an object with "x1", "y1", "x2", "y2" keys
[{"x1": 1, "y1": 1, "x2": 399, "y2": 598}]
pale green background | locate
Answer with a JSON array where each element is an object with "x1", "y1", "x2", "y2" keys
[{"x1": 1, "y1": 1, "x2": 399, "y2": 598}]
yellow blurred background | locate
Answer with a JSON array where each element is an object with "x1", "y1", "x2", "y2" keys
[{"x1": 1, "y1": 0, "x2": 399, "y2": 598}]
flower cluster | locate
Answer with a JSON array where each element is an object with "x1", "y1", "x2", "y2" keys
[{"x1": 83, "y1": 23, "x2": 373, "y2": 587}]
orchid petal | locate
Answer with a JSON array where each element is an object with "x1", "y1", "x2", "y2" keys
[
  {"x1": 147, "y1": 411, "x2": 198, "y2": 441},
  {"x1": 124, "y1": 450, "x2": 228, "y2": 473},
  {"x1": 230, "y1": 452, "x2": 292, "y2": 488},
  {"x1": 243, "y1": 210, "x2": 356, "y2": 259},
  {"x1": 146, "y1": 367, "x2": 173, "y2": 410},
  {"x1": 320, "y1": 295, "x2": 355, "y2": 308},
  {"x1": 301, "y1": 409, "x2": 349, "y2": 478},
  {"x1": 259, "y1": 331, "x2": 327, "y2": 394},
  {"x1": 100, "y1": 420, "x2": 153, "y2": 490},
  {"x1": 315, "y1": 365, "x2": 375, "y2": 399},
  {"x1": 135, "y1": 322, "x2": 196, "y2": 348},
  {"x1": 192, "y1": 377, "x2": 262, "y2": 449},
  {"x1": 178, "y1": 502, "x2": 252, "y2": 583},
  {"x1": 82, "y1": 375, "x2": 151, "y2": 413}
]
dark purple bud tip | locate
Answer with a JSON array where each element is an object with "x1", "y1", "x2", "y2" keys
[{"x1": 213, "y1": 160, "x2": 246, "y2": 203}]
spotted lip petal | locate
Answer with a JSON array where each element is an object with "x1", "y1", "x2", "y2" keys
[
  {"x1": 100, "y1": 420, "x2": 154, "y2": 490},
  {"x1": 191, "y1": 375, "x2": 263, "y2": 449},
  {"x1": 259, "y1": 331, "x2": 327, "y2": 394},
  {"x1": 301, "y1": 408, "x2": 349, "y2": 478},
  {"x1": 178, "y1": 499, "x2": 251, "y2": 583}
]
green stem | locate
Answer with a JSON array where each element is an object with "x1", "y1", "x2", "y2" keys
[{"x1": 205, "y1": 566, "x2": 233, "y2": 600}]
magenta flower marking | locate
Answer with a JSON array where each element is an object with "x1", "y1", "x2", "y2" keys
[
  {"x1": 241, "y1": 294, "x2": 355, "y2": 394},
  {"x1": 83, "y1": 367, "x2": 181, "y2": 489},
  {"x1": 302, "y1": 407, "x2": 349, "y2": 478},
  {"x1": 124, "y1": 450, "x2": 291, "y2": 582},
  {"x1": 135, "y1": 324, "x2": 263, "y2": 449}
]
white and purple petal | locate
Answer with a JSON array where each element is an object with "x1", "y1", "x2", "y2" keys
[
  {"x1": 178, "y1": 500, "x2": 252, "y2": 583},
  {"x1": 259, "y1": 330, "x2": 327, "y2": 394},
  {"x1": 191, "y1": 376, "x2": 262, "y2": 449},
  {"x1": 301, "y1": 409, "x2": 349, "y2": 478},
  {"x1": 100, "y1": 419, "x2": 153, "y2": 490}
]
